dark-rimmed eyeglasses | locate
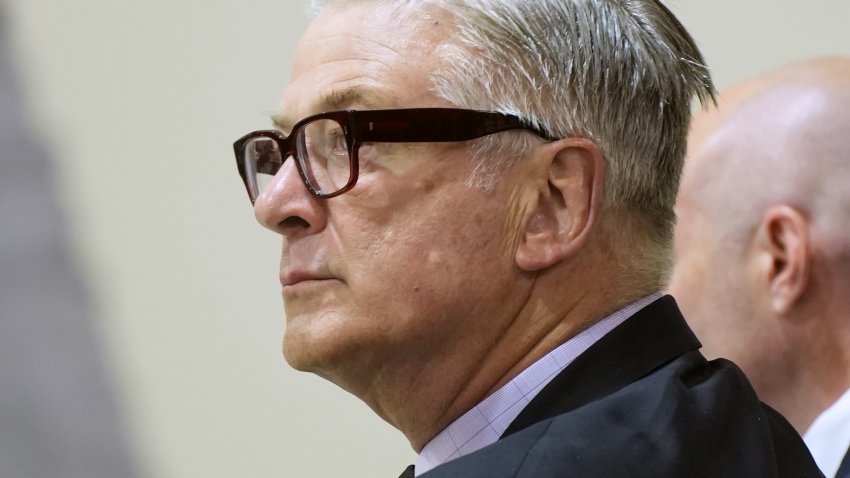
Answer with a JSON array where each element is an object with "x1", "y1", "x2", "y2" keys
[{"x1": 233, "y1": 107, "x2": 552, "y2": 203}]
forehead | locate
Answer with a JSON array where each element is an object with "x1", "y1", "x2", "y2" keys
[{"x1": 280, "y1": 2, "x2": 453, "y2": 125}]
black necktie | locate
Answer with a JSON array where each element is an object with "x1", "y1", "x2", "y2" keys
[
  {"x1": 398, "y1": 464, "x2": 415, "y2": 478},
  {"x1": 836, "y1": 447, "x2": 850, "y2": 478}
]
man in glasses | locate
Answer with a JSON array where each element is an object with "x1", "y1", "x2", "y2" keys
[
  {"x1": 235, "y1": 0, "x2": 822, "y2": 476},
  {"x1": 670, "y1": 57, "x2": 850, "y2": 478}
]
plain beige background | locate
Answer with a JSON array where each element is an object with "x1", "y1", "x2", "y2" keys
[{"x1": 3, "y1": 1, "x2": 848, "y2": 477}]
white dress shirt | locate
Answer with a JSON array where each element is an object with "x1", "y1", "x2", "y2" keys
[
  {"x1": 804, "y1": 386, "x2": 850, "y2": 477},
  {"x1": 414, "y1": 293, "x2": 663, "y2": 476}
]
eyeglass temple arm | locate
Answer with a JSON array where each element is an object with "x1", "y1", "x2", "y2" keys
[{"x1": 348, "y1": 109, "x2": 550, "y2": 143}]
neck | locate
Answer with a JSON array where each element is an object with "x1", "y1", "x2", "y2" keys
[
  {"x1": 770, "y1": 367, "x2": 850, "y2": 434},
  {"x1": 375, "y1": 265, "x2": 641, "y2": 451},
  {"x1": 770, "y1": 309, "x2": 850, "y2": 433}
]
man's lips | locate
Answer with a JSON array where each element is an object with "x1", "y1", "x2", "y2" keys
[{"x1": 280, "y1": 270, "x2": 338, "y2": 287}]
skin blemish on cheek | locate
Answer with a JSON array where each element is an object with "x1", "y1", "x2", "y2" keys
[
  {"x1": 426, "y1": 250, "x2": 445, "y2": 266},
  {"x1": 421, "y1": 179, "x2": 436, "y2": 194}
]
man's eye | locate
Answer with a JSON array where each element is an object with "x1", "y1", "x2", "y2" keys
[{"x1": 329, "y1": 130, "x2": 347, "y2": 154}]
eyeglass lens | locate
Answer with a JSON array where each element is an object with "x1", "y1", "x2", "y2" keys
[
  {"x1": 242, "y1": 137, "x2": 281, "y2": 201},
  {"x1": 294, "y1": 118, "x2": 352, "y2": 195},
  {"x1": 242, "y1": 118, "x2": 353, "y2": 201}
]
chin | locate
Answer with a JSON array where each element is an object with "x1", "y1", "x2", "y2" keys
[
  {"x1": 280, "y1": 311, "x2": 375, "y2": 379},
  {"x1": 282, "y1": 328, "x2": 389, "y2": 402},
  {"x1": 281, "y1": 321, "x2": 337, "y2": 373}
]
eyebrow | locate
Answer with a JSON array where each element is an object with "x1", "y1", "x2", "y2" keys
[{"x1": 270, "y1": 86, "x2": 390, "y2": 132}]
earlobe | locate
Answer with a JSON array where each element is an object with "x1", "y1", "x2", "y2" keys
[
  {"x1": 757, "y1": 206, "x2": 811, "y2": 314},
  {"x1": 515, "y1": 138, "x2": 604, "y2": 271}
]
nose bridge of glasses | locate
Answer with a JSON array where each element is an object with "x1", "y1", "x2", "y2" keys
[
  {"x1": 262, "y1": 131, "x2": 311, "y2": 195},
  {"x1": 258, "y1": 150, "x2": 317, "y2": 207},
  {"x1": 266, "y1": 131, "x2": 311, "y2": 190}
]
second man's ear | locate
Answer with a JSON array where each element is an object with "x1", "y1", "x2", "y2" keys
[
  {"x1": 753, "y1": 205, "x2": 811, "y2": 315},
  {"x1": 515, "y1": 138, "x2": 605, "y2": 271}
]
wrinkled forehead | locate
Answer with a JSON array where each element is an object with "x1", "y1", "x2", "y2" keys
[{"x1": 279, "y1": 1, "x2": 454, "y2": 127}]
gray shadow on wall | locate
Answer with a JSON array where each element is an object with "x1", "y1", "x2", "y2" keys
[{"x1": 0, "y1": 10, "x2": 142, "y2": 478}]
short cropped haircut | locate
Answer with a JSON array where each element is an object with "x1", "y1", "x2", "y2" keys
[{"x1": 309, "y1": 0, "x2": 715, "y2": 289}]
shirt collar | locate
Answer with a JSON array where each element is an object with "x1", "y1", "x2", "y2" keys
[{"x1": 804, "y1": 386, "x2": 850, "y2": 477}]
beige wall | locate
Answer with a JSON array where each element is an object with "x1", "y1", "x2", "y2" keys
[{"x1": 3, "y1": 0, "x2": 848, "y2": 477}]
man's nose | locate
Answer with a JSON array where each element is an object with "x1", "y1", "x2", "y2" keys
[{"x1": 254, "y1": 157, "x2": 326, "y2": 237}]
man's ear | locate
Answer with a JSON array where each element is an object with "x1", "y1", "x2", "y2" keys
[
  {"x1": 515, "y1": 138, "x2": 604, "y2": 271},
  {"x1": 752, "y1": 205, "x2": 811, "y2": 314}
]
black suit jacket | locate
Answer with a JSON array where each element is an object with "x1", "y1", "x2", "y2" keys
[{"x1": 421, "y1": 296, "x2": 823, "y2": 477}]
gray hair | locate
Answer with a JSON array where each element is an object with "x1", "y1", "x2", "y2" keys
[{"x1": 309, "y1": 0, "x2": 715, "y2": 288}]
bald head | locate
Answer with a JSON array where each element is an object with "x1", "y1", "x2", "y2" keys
[
  {"x1": 684, "y1": 58, "x2": 850, "y2": 244},
  {"x1": 670, "y1": 57, "x2": 850, "y2": 434}
]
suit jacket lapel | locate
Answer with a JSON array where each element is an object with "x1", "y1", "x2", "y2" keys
[
  {"x1": 502, "y1": 295, "x2": 701, "y2": 438},
  {"x1": 398, "y1": 464, "x2": 415, "y2": 478}
]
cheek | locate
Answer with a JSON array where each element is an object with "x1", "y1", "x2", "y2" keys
[
  {"x1": 329, "y1": 150, "x2": 519, "y2": 300},
  {"x1": 377, "y1": 210, "x2": 506, "y2": 284},
  {"x1": 344, "y1": 195, "x2": 514, "y2": 306}
]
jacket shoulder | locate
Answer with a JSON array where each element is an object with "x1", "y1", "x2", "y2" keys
[{"x1": 423, "y1": 352, "x2": 823, "y2": 478}]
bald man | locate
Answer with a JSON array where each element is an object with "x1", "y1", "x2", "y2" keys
[{"x1": 670, "y1": 57, "x2": 850, "y2": 478}]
